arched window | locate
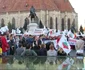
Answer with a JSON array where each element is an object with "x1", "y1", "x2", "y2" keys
[
  {"x1": 50, "y1": 17, "x2": 53, "y2": 29},
  {"x1": 12, "y1": 17, "x2": 15, "y2": 24},
  {"x1": 73, "y1": 19, "x2": 75, "y2": 27},
  {"x1": 12, "y1": 17, "x2": 16, "y2": 29},
  {"x1": 72, "y1": 19, "x2": 75, "y2": 28},
  {"x1": 56, "y1": 17, "x2": 58, "y2": 31},
  {"x1": 68, "y1": 18, "x2": 70, "y2": 30},
  {"x1": 61, "y1": 18, "x2": 64, "y2": 31},
  {"x1": 71, "y1": 19, "x2": 76, "y2": 33},
  {"x1": 1, "y1": 18, "x2": 5, "y2": 27}
]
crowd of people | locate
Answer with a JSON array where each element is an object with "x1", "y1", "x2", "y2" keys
[
  {"x1": 0, "y1": 30, "x2": 85, "y2": 57},
  {"x1": 0, "y1": 31, "x2": 65, "y2": 57}
]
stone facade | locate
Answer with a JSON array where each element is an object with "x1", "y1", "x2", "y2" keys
[{"x1": 0, "y1": 10, "x2": 78, "y2": 31}]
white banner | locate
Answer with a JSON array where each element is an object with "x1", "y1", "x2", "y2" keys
[
  {"x1": 34, "y1": 29, "x2": 44, "y2": 35},
  {"x1": 68, "y1": 38, "x2": 77, "y2": 46},
  {"x1": 28, "y1": 29, "x2": 47, "y2": 35}
]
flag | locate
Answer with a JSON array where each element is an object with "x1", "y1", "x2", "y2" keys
[
  {"x1": 43, "y1": 26, "x2": 49, "y2": 35},
  {"x1": 16, "y1": 28, "x2": 21, "y2": 34},
  {"x1": 4, "y1": 26, "x2": 9, "y2": 31},
  {"x1": 63, "y1": 30, "x2": 68, "y2": 36},
  {"x1": 11, "y1": 29, "x2": 16, "y2": 34},
  {"x1": 67, "y1": 30, "x2": 75, "y2": 38},
  {"x1": 55, "y1": 30, "x2": 61, "y2": 36},
  {"x1": 48, "y1": 29, "x2": 56, "y2": 36},
  {"x1": 74, "y1": 33, "x2": 77, "y2": 39},
  {"x1": 57, "y1": 58, "x2": 74, "y2": 70},
  {"x1": 58, "y1": 35, "x2": 71, "y2": 54}
]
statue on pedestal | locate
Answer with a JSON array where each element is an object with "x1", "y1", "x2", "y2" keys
[{"x1": 29, "y1": 6, "x2": 36, "y2": 22}]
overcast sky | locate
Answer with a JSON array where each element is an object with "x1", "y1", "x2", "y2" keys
[{"x1": 69, "y1": 0, "x2": 85, "y2": 28}]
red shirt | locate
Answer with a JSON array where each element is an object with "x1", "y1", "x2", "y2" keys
[{"x1": 1, "y1": 36, "x2": 9, "y2": 52}]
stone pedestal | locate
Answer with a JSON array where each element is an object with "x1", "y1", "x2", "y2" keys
[{"x1": 27, "y1": 22, "x2": 39, "y2": 31}]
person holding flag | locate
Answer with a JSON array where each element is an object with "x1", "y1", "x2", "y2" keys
[{"x1": 58, "y1": 35, "x2": 71, "y2": 55}]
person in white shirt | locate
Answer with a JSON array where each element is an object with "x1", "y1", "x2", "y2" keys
[
  {"x1": 47, "y1": 42, "x2": 57, "y2": 64},
  {"x1": 47, "y1": 42, "x2": 57, "y2": 56}
]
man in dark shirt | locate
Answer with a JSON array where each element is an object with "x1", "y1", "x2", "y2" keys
[
  {"x1": 21, "y1": 44, "x2": 37, "y2": 56},
  {"x1": 15, "y1": 44, "x2": 24, "y2": 56}
]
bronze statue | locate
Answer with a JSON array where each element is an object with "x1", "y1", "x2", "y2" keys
[{"x1": 29, "y1": 6, "x2": 36, "y2": 22}]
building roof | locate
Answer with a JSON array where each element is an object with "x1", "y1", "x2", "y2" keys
[
  {"x1": 53, "y1": 0, "x2": 74, "y2": 12},
  {"x1": 0, "y1": 0, "x2": 74, "y2": 13}
]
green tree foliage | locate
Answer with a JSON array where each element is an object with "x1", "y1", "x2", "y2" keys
[
  {"x1": 1, "y1": 22, "x2": 5, "y2": 27},
  {"x1": 39, "y1": 20, "x2": 44, "y2": 28},
  {"x1": 12, "y1": 18, "x2": 16, "y2": 29},
  {"x1": 8, "y1": 22, "x2": 12, "y2": 33},
  {"x1": 23, "y1": 18, "x2": 29, "y2": 31},
  {"x1": 80, "y1": 25, "x2": 84, "y2": 34},
  {"x1": 70, "y1": 23, "x2": 76, "y2": 33},
  {"x1": 12, "y1": 22, "x2": 15, "y2": 29},
  {"x1": 1, "y1": 19, "x2": 5, "y2": 27}
]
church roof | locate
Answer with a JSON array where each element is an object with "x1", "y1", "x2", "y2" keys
[
  {"x1": 0, "y1": 0, "x2": 75, "y2": 13},
  {"x1": 53, "y1": 0, "x2": 74, "y2": 12}
]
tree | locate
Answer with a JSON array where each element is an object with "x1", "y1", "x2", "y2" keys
[
  {"x1": 1, "y1": 19, "x2": 5, "y2": 27},
  {"x1": 8, "y1": 22, "x2": 12, "y2": 33},
  {"x1": 12, "y1": 18, "x2": 16, "y2": 29},
  {"x1": 70, "y1": 23, "x2": 76, "y2": 33},
  {"x1": 80, "y1": 25, "x2": 84, "y2": 34},
  {"x1": 12, "y1": 22, "x2": 15, "y2": 29},
  {"x1": 39, "y1": 20, "x2": 44, "y2": 28},
  {"x1": 1, "y1": 22, "x2": 5, "y2": 27},
  {"x1": 23, "y1": 18, "x2": 29, "y2": 31}
]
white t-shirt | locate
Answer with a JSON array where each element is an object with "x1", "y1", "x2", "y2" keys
[{"x1": 47, "y1": 50, "x2": 57, "y2": 56}]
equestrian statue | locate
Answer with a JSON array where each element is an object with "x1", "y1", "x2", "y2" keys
[{"x1": 29, "y1": 6, "x2": 37, "y2": 22}]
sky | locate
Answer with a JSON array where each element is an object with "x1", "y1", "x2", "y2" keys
[{"x1": 69, "y1": 0, "x2": 85, "y2": 28}]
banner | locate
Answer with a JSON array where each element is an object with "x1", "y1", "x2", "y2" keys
[
  {"x1": 67, "y1": 30, "x2": 75, "y2": 38},
  {"x1": 34, "y1": 29, "x2": 44, "y2": 35},
  {"x1": 68, "y1": 38, "x2": 76, "y2": 46},
  {"x1": 28, "y1": 29, "x2": 47, "y2": 35}
]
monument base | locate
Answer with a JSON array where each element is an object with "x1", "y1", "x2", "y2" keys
[{"x1": 27, "y1": 22, "x2": 39, "y2": 31}]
